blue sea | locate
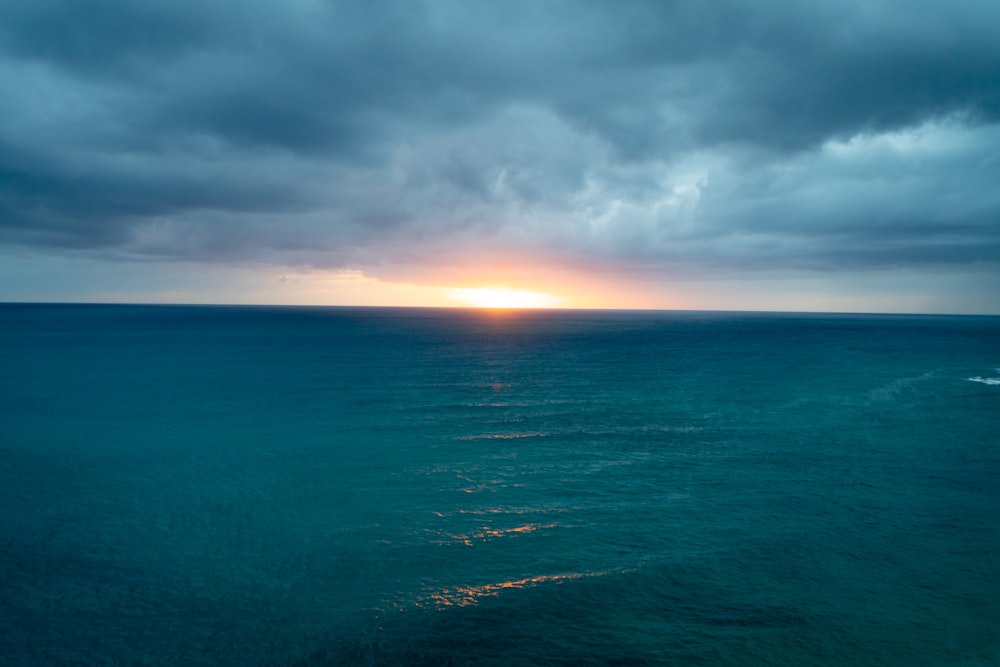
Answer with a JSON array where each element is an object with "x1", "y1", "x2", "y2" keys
[{"x1": 1, "y1": 304, "x2": 998, "y2": 666}]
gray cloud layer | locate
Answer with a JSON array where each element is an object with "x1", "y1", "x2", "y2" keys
[{"x1": 2, "y1": 0, "x2": 999, "y2": 281}]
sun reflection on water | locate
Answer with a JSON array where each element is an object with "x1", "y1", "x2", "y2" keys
[
  {"x1": 454, "y1": 431, "x2": 549, "y2": 441},
  {"x1": 435, "y1": 522, "x2": 558, "y2": 547},
  {"x1": 422, "y1": 571, "x2": 608, "y2": 609}
]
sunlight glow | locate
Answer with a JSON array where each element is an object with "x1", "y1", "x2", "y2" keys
[{"x1": 447, "y1": 287, "x2": 560, "y2": 309}]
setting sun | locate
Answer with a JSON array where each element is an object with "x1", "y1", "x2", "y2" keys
[{"x1": 447, "y1": 287, "x2": 560, "y2": 309}]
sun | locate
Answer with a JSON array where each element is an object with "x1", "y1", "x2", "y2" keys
[{"x1": 447, "y1": 287, "x2": 560, "y2": 309}]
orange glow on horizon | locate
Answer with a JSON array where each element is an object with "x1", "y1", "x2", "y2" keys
[
  {"x1": 267, "y1": 266, "x2": 673, "y2": 311},
  {"x1": 447, "y1": 287, "x2": 561, "y2": 309}
]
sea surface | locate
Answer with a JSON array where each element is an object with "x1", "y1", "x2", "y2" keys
[{"x1": 1, "y1": 304, "x2": 998, "y2": 666}]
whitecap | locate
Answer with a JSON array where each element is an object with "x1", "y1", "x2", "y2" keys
[{"x1": 967, "y1": 376, "x2": 1000, "y2": 385}]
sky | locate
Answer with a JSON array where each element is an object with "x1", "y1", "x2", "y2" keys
[{"x1": 1, "y1": 0, "x2": 999, "y2": 312}]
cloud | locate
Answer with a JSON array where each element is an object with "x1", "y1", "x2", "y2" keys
[{"x1": 1, "y1": 0, "x2": 998, "y2": 293}]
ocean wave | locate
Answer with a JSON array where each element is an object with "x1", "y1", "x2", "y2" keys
[
  {"x1": 419, "y1": 570, "x2": 609, "y2": 609},
  {"x1": 454, "y1": 431, "x2": 550, "y2": 441},
  {"x1": 433, "y1": 522, "x2": 560, "y2": 547},
  {"x1": 967, "y1": 376, "x2": 1000, "y2": 385}
]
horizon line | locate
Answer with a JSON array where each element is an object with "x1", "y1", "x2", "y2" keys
[{"x1": 2, "y1": 300, "x2": 998, "y2": 318}]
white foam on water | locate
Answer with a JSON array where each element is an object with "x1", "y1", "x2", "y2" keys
[{"x1": 967, "y1": 376, "x2": 1000, "y2": 385}]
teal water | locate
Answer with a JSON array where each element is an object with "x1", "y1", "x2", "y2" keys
[{"x1": 1, "y1": 304, "x2": 998, "y2": 666}]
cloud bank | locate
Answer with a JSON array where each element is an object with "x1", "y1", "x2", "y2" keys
[{"x1": 1, "y1": 0, "x2": 999, "y2": 306}]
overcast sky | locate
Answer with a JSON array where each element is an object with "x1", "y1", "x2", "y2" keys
[{"x1": 2, "y1": 0, "x2": 999, "y2": 311}]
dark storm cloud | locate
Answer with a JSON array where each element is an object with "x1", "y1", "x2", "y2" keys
[{"x1": 1, "y1": 0, "x2": 999, "y2": 276}]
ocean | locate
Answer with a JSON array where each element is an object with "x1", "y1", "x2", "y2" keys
[{"x1": 1, "y1": 303, "x2": 998, "y2": 666}]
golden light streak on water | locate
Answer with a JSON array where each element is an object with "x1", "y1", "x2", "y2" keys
[{"x1": 423, "y1": 571, "x2": 608, "y2": 609}]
